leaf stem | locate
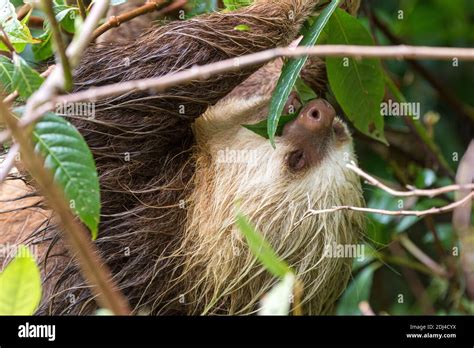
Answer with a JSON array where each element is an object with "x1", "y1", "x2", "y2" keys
[{"x1": 41, "y1": 0, "x2": 73, "y2": 91}]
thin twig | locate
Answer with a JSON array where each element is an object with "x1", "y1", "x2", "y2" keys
[
  {"x1": 22, "y1": 0, "x2": 110, "y2": 125},
  {"x1": 0, "y1": 100, "x2": 131, "y2": 315},
  {"x1": 91, "y1": 0, "x2": 187, "y2": 41},
  {"x1": 347, "y1": 161, "x2": 474, "y2": 197},
  {"x1": 0, "y1": 0, "x2": 132, "y2": 315},
  {"x1": 16, "y1": 3, "x2": 32, "y2": 21},
  {"x1": 294, "y1": 161, "x2": 473, "y2": 227},
  {"x1": 399, "y1": 234, "x2": 448, "y2": 278},
  {"x1": 0, "y1": 142, "x2": 19, "y2": 181},
  {"x1": 41, "y1": 0, "x2": 73, "y2": 91},
  {"x1": 306, "y1": 191, "x2": 472, "y2": 218},
  {"x1": 0, "y1": 26, "x2": 15, "y2": 53}
]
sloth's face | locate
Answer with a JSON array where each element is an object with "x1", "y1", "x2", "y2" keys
[
  {"x1": 196, "y1": 92, "x2": 359, "y2": 200},
  {"x1": 202, "y1": 93, "x2": 356, "y2": 186},
  {"x1": 279, "y1": 92, "x2": 352, "y2": 174},
  {"x1": 189, "y1": 95, "x2": 365, "y2": 314}
]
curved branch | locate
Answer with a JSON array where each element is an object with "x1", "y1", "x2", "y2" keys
[
  {"x1": 16, "y1": 44, "x2": 474, "y2": 129},
  {"x1": 91, "y1": 0, "x2": 187, "y2": 41}
]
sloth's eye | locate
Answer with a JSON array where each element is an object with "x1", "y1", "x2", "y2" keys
[
  {"x1": 284, "y1": 93, "x2": 302, "y2": 115},
  {"x1": 287, "y1": 149, "x2": 306, "y2": 172}
]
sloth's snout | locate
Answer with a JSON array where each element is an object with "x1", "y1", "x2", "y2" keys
[
  {"x1": 282, "y1": 99, "x2": 337, "y2": 172},
  {"x1": 297, "y1": 99, "x2": 335, "y2": 134},
  {"x1": 282, "y1": 98, "x2": 335, "y2": 140}
]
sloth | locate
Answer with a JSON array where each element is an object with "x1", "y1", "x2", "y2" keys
[{"x1": 0, "y1": 0, "x2": 365, "y2": 315}]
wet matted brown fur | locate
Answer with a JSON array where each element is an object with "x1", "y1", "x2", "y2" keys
[{"x1": 0, "y1": 0, "x2": 365, "y2": 315}]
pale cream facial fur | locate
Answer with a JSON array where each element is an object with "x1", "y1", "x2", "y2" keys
[{"x1": 171, "y1": 96, "x2": 366, "y2": 315}]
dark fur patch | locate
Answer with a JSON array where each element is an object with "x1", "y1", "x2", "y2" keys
[{"x1": 35, "y1": 1, "x2": 321, "y2": 314}]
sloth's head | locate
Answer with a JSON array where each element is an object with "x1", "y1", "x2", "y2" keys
[{"x1": 172, "y1": 91, "x2": 365, "y2": 315}]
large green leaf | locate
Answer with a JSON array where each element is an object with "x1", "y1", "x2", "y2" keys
[
  {"x1": 336, "y1": 262, "x2": 381, "y2": 315},
  {"x1": 12, "y1": 54, "x2": 44, "y2": 98},
  {"x1": 32, "y1": 113, "x2": 101, "y2": 239},
  {"x1": 267, "y1": 0, "x2": 340, "y2": 146},
  {"x1": 236, "y1": 212, "x2": 292, "y2": 279},
  {"x1": 326, "y1": 9, "x2": 387, "y2": 144},
  {"x1": 0, "y1": 56, "x2": 15, "y2": 93},
  {"x1": 0, "y1": 0, "x2": 38, "y2": 52},
  {"x1": 0, "y1": 245, "x2": 42, "y2": 315}
]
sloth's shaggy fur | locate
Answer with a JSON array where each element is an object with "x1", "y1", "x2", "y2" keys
[{"x1": 1, "y1": 0, "x2": 365, "y2": 315}]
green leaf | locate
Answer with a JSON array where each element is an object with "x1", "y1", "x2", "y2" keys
[
  {"x1": 223, "y1": 0, "x2": 253, "y2": 10},
  {"x1": 12, "y1": 54, "x2": 44, "y2": 98},
  {"x1": 326, "y1": 9, "x2": 387, "y2": 144},
  {"x1": 0, "y1": 56, "x2": 15, "y2": 93},
  {"x1": 55, "y1": 8, "x2": 78, "y2": 34},
  {"x1": 267, "y1": 0, "x2": 340, "y2": 147},
  {"x1": 236, "y1": 212, "x2": 292, "y2": 279},
  {"x1": 294, "y1": 77, "x2": 317, "y2": 103},
  {"x1": 234, "y1": 24, "x2": 250, "y2": 31},
  {"x1": 32, "y1": 30, "x2": 54, "y2": 62},
  {"x1": 336, "y1": 262, "x2": 381, "y2": 315},
  {"x1": 32, "y1": 113, "x2": 101, "y2": 239},
  {"x1": 243, "y1": 113, "x2": 298, "y2": 139},
  {"x1": 0, "y1": 245, "x2": 42, "y2": 315},
  {"x1": 259, "y1": 273, "x2": 296, "y2": 315},
  {"x1": 0, "y1": 0, "x2": 39, "y2": 52}
]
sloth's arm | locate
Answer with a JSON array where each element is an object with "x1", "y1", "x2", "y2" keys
[{"x1": 73, "y1": 0, "x2": 319, "y2": 122}]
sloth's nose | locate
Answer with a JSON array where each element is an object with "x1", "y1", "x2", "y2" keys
[
  {"x1": 298, "y1": 99, "x2": 335, "y2": 133},
  {"x1": 282, "y1": 98, "x2": 335, "y2": 139}
]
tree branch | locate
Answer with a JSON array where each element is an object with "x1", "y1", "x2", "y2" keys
[
  {"x1": 15, "y1": 44, "x2": 474, "y2": 129},
  {"x1": 0, "y1": 142, "x2": 19, "y2": 181},
  {"x1": 91, "y1": 0, "x2": 187, "y2": 41},
  {"x1": 0, "y1": 100, "x2": 131, "y2": 315},
  {"x1": 347, "y1": 161, "x2": 473, "y2": 197},
  {"x1": 294, "y1": 161, "x2": 473, "y2": 227},
  {"x1": 305, "y1": 193, "x2": 472, "y2": 217},
  {"x1": 399, "y1": 234, "x2": 448, "y2": 278},
  {"x1": 1, "y1": 0, "x2": 132, "y2": 315}
]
